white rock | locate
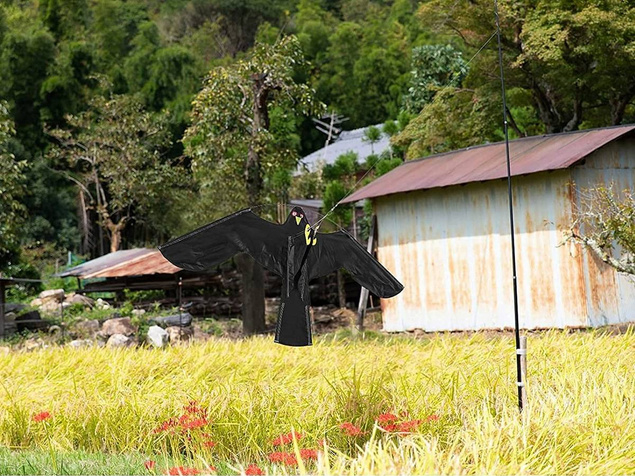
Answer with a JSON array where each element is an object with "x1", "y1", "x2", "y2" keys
[
  {"x1": 147, "y1": 325, "x2": 169, "y2": 348},
  {"x1": 29, "y1": 298, "x2": 43, "y2": 307},
  {"x1": 106, "y1": 334, "x2": 133, "y2": 348},
  {"x1": 95, "y1": 298, "x2": 111, "y2": 310},
  {"x1": 132, "y1": 309, "x2": 146, "y2": 317}
]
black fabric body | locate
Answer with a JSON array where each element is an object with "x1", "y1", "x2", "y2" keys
[{"x1": 159, "y1": 207, "x2": 404, "y2": 346}]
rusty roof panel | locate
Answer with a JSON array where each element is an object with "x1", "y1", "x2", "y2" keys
[
  {"x1": 58, "y1": 249, "x2": 181, "y2": 278},
  {"x1": 84, "y1": 250, "x2": 181, "y2": 278},
  {"x1": 342, "y1": 125, "x2": 635, "y2": 203},
  {"x1": 58, "y1": 249, "x2": 155, "y2": 277}
]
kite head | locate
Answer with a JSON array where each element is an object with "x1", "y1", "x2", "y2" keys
[{"x1": 288, "y1": 206, "x2": 309, "y2": 227}]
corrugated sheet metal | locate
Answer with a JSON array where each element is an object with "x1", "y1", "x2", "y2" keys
[
  {"x1": 342, "y1": 125, "x2": 635, "y2": 203},
  {"x1": 83, "y1": 250, "x2": 180, "y2": 278},
  {"x1": 59, "y1": 249, "x2": 180, "y2": 278},
  {"x1": 375, "y1": 135, "x2": 635, "y2": 331},
  {"x1": 58, "y1": 249, "x2": 154, "y2": 277}
]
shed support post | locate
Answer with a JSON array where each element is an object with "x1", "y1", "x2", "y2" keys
[{"x1": 355, "y1": 215, "x2": 376, "y2": 333}]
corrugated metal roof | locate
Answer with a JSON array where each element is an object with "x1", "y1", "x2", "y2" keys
[
  {"x1": 58, "y1": 248, "x2": 180, "y2": 278},
  {"x1": 298, "y1": 124, "x2": 391, "y2": 173},
  {"x1": 342, "y1": 125, "x2": 635, "y2": 203}
]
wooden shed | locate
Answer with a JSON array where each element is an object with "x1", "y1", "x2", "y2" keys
[{"x1": 342, "y1": 125, "x2": 635, "y2": 331}]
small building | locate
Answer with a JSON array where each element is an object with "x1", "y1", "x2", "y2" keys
[
  {"x1": 342, "y1": 125, "x2": 635, "y2": 331},
  {"x1": 299, "y1": 124, "x2": 391, "y2": 174}
]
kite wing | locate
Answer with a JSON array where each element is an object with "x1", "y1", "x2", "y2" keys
[
  {"x1": 159, "y1": 209, "x2": 287, "y2": 276},
  {"x1": 306, "y1": 229, "x2": 404, "y2": 298}
]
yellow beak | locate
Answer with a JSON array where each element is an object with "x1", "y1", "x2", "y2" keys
[{"x1": 295, "y1": 216, "x2": 302, "y2": 225}]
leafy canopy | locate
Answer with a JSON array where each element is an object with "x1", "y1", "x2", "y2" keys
[{"x1": 184, "y1": 35, "x2": 323, "y2": 217}]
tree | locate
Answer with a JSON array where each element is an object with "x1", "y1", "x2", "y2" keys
[
  {"x1": 403, "y1": 44, "x2": 468, "y2": 114},
  {"x1": 417, "y1": 0, "x2": 635, "y2": 134},
  {"x1": 184, "y1": 35, "x2": 323, "y2": 335},
  {"x1": 322, "y1": 152, "x2": 358, "y2": 307},
  {"x1": 0, "y1": 101, "x2": 26, "y2": 265},
  {"x1": 567, "y1": 186, "x2": 635, "y2": 275},
  {"x1": 362, "y1": 125, "x2": 382, "y2": 155},
  {"x1": 392, "y1": 86, "x2": 498, "y2": 159},
  {"x1": 48, "y1": 92, "x2": 184, "y2": 254}
]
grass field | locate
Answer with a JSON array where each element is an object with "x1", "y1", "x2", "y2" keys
[{"x1": 1, "y1": 329, "x2": 635, "y2": 475}]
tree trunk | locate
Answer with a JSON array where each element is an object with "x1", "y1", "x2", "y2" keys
[
  {"x1": 235, "y1": 253, "x2": 266, "y2": 335},
  {"x1": 237, "y1": 73, "x2": 271, "y2": 335},
  {"x1": 109, "y1": 228, "x2": 122, "y2": 253}
]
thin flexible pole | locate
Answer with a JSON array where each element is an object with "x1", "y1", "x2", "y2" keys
[{"x1": 494, "y1": 0, "x2": 524, "y2": 412}]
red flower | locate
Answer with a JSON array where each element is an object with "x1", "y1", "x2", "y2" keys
[
  {"x1": 299, "y1": 448, "x2": 318, "y2": 460},
  {"x1": 426, "y1": 414, "x2": 439, "y2": 422},
  {"x1": 153, "y1": 417, "x2": 178, "y2": 434},
  {"x1": 245, "y1": 464, "x2": 264, "y2": 475},
  {"x1": 32, "y1": 411, "x2": 51, "y2": 422},
  {"x1": 144, "y1": 461, "x2": 156, "y2": 471},
  {"x1": 271, "y1": 430, "x2": 303, "y2": 446},
  {"x1": 376, "y1": 413, "x2": 398, "y2": 423},
  {"x1": 203, "y1": 440, "x2": 216, "y2": 448},
  {"x1": 268, "y1": 452, "x2": 297, "y2": 466},
  {"x1": 396, "y1": 419, "x2": 423, "y2": 433},
  {"x1": 166, "y1": 466, "x2": 201, "y2": 475},
  {"x1": 181, "y1": 418, "x2": 208, "y2": 430},
  {"x1": 339, "y1": 422, "x2": 365, "y2": 437}
]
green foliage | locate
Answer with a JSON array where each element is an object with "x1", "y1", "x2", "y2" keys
[
  {"x1": 323, "y1": 181, "x2": 353, "y2": 227},
  {"x1": 47, "y1": 91, "x2": 189, "y2": 252},
  {"x1": 362, "y1": 126, "x2": 382, "y2": 154},
  {"x1": 0, "y1": 24, "x2": 56, "y2": 147},
  {"x1": 404, "y1": 44, "x2": 468, "y2": 114},
  {"x1": 323, "y1": 152, "x2": 359, "y2": 182},
  {"x1": 0, "y1": 101, "x2": 26, "y2": 266},
  {"x1": 374, "y1": 156, "x2": 402, "y2": 177},
  {"x1": 417, "y1": 0, "x2": 635, "y2": 134},
  {"x1": 392, "y1": 86, "x2": 498, "y2": 159},
  {"x1": 290, "y1": 170, "x2": 323, "y2": 199},
  {"x1": 184, "y1": 35, "x2": 323, "y2": 218}
]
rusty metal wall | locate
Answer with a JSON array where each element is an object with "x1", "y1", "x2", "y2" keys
[
  {"x1": 571, "y1": 137, "x2": 635, "y2": 326},
  {"x1": 374, "y1": 155, "x2": 635, "y2": 331}
]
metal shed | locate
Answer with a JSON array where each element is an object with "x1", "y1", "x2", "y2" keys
[{"x1": 342, "y1": 125, "x2": 635, "y2": 331}]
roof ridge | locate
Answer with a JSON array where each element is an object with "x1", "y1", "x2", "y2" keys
[
  {"x1": 341, "y1": 123, "x2": 635, "y2": 203},
  {"x1": 405, "y1": 123, "x2": 635, "y2": 165}
]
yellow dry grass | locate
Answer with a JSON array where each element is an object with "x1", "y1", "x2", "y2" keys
[{"x1": 1, "y1": 330, "x2": 635, "y2": 475}]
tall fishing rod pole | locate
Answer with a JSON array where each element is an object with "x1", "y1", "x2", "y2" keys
[{"x1": 494, "y1": 0, "x2": 524, "y2": 412}]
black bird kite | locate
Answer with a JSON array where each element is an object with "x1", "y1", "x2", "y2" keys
[{"x1": 159, "y1": 207, "x2": 404, "y2": 346}]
